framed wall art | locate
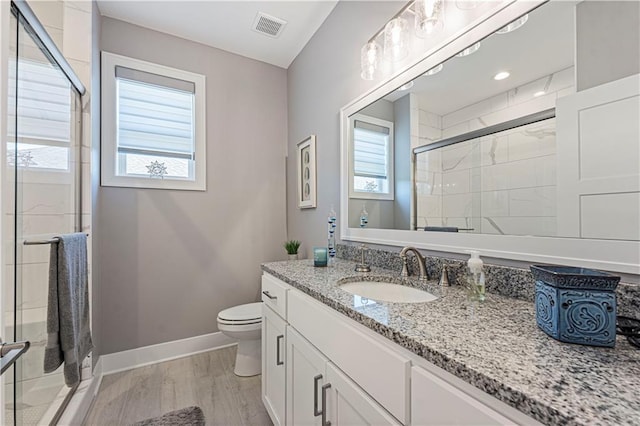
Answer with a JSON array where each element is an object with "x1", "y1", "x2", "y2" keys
[{"x1": 297, "y1": 135, "x2": 317, "y2": 209}]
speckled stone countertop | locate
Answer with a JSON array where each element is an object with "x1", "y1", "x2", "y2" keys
[{"x1": 262, "y1": 259, "x2": 640, "y2": 426}]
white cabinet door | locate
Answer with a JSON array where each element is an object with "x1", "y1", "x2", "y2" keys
[
  {"x1": 326, "y1": 363, "x2": 400, "y2": 426},
  {"x1": 411, "y1": 366, "x2": 514, "y2": 425},
  {"x1": 286, "y1": 327, "x2": 328, "y2": 426},
  {"x1": 288, "y1": 289, "x2": 410, "y2": 424},
  {"x1": 262, "y1": 305, "x2": 287, "y2": 426}
]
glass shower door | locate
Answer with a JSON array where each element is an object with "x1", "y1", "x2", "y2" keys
[{"x1": 4, "y1": 6, "x2": 82, "y2": 425}]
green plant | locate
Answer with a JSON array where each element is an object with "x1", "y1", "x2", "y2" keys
[{"x1": 284, "y1": 240, "x2": 301, "y2": 255}]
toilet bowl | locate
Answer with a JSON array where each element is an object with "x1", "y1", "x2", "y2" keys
[{"x1": 217, "y1": 302, "x2": 262, "y2": 377}]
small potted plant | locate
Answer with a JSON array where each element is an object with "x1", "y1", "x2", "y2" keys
[{"x1": 284, "y1": 240, "x2": 301, "y2": 260}]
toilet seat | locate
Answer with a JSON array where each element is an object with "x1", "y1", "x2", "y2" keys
[{"x1": 217, "y1": 302, "x2": 262, "y2": 325}]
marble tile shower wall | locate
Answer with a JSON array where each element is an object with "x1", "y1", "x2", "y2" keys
[
  {"x1": 413, "y1": 67, "x2": 574, "y2": 237},
  {"x1": 336, "y1": 243, "x2": 640, "y2": 318}
]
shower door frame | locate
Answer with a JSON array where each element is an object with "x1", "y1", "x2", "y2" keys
[{"x1": 0, "y1": 0, "x2": 87, "y2": 424}]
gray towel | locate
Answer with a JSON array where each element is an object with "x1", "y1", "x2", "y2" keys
[{"x1": 44, "y1": 233, "x2": 93, "y2": 386}]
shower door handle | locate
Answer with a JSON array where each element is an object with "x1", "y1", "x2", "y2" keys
[{"x1": 0, "y1": 338, "x2": 30, "y2": 375}]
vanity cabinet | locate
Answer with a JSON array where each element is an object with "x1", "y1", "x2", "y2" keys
[
  {"x1": 411, "y1": 366, "x2": 513, "y2": 425},
  {"x1": 326, "y1": 362, "x2": 400, "y2": 426},
  {"x1": 262, "y1": 272, "x2": 537, "y2": 426},
  {"x1": 286, "y1": 327, "x2": 327, "y2": 426},
  {"x1": 286, "y1": 327, "x2": 398, "y2": 426},
  {"x1": 262, "y1": 276, "x2": 289, "y2": 426}
]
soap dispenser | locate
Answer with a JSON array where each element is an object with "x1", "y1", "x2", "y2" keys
[
  {"x1": 359, "y1": 204, "x2": 369, "y2": 228},
  {"x1": 466, "y1": 250, "x2": 486, "y2": 302}
]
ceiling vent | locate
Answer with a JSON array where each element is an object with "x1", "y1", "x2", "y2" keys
[{"x1": 252, "y1": 12, "x2": 287, "y2": 38}]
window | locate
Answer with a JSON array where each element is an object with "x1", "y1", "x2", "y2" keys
[
  {"x1": 101, "y1": 52, "x2": 206, "y2": 190},
  {"x1": 349, "y1": 114, "x2": 394, "y2": 200}
]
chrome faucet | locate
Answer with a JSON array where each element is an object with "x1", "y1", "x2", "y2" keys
[{"x1": 399, "y1": 246, "x2": 428, "y2": 281}]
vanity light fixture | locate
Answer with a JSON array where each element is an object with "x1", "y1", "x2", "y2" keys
[
  {"x1": 415, "y1": 0, "x2": 445, "y2": 38},
  {"x1": 397, "y1": 81, "x2": 415, "y2": 91},
  {"x1": 494, "y1": 71, "x2": 510, "y2": 81},
  {"x1": 361, "y1": 41, "x2": 381, "y2": 80},
  {"x1": 455, "y1": 42, "x2": 481, "y2": 57},
  {"x1": 425, "y1": 63, "x2": 444, "y2": 76},
  {"x1": 384, "y1": 17, "x2": 410, "y2": 62},
  {"x1": 496, "y1": 14, "x2": 529, "y2": 34},
  {"x1": 360, "y1": 0, "x2": 477, "y2": 80}
]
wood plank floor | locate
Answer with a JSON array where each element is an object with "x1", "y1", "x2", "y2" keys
[{"x1": 83, "y1": 346, "x2": 272, "y2": 425}]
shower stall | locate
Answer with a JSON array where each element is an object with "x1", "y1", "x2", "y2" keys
[{"x1": 2, "y1": 1, "x2": 86, "y2": 424}]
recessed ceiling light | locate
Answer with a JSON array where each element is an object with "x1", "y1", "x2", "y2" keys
[
  {"x1": 397, "y1": 81, "x2": 414, "y2": 91},
  {"x1": 424, "y1": 63, "x2": 444, "y2": 76},
  {"x1": 494, "y1": 71, "x2": 510, "y2": 81},
  {"x1": 496, "y1": 14, "x2": 529, "y2": 34},
  {"x1": 456, "y1": 42, "x2": 481, "y2": 57},
  {"x1": 534, "y1": 91, "x2": 546, "y2": 97}
]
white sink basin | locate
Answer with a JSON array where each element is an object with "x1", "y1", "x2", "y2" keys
[{"x1": 339, "y1": 281, "x2": 438, "y2": 303}]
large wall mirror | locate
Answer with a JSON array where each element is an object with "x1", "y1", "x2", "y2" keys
[{"x1": 340, "y1": 0, "x2": 639, "y2": 274}]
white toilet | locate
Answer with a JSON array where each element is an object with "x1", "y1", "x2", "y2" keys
[{"x1": 217, "y1": 302, "x2": 263, "y2": 377}]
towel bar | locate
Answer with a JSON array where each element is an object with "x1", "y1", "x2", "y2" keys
[
  {"x1": 23, "y1": 233, "x2": 89, "y2": 245},
  {"x1": 0, "y1": 339, "x2": 30, "y2": 375}
]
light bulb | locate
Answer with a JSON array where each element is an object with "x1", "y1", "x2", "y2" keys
[
  {"x1": 415, "y1": 0, "x2": 445, "y2": 38},
  {"x1": 534, "y1": 91, "x2": 545, "y2": 97},
  {"x1": 360, "y1": 41, "x2": 381, "y2": 80},
  {"x1": 384, "y1": 17, "x2": 409, "y2": 62},
  {"x1": 494, "y1": 71, "x2": 510, "y2": 81}
]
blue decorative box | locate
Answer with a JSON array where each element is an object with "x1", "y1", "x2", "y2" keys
[{"x1": 530, "y1": 265, "x2": 620, "y2": 348}]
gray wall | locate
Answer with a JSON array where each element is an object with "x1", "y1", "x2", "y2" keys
[
  {"x1": 98, "y1": 17, "x2": 287, "y2": 354},
  {"x1": 90, "y1": 2, "x2": 102, "y2": 361},
  {"x1": 287, "y1": 1, "x2": 404, "y2": 256},
  {"x1": 393, "y1": 94, "x2": 411, "y2": 230},
  {"x1": 576, "y1": 1, "x2": 640, "y2": 91}
]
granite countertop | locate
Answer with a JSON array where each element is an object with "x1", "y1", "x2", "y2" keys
[{"x1": 261, "y1": 259, "x2": 640, "y2": 426}]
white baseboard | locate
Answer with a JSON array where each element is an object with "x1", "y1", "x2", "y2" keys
[
  {"x1": 57, "y1": 332, "x2": 235, "y2": 424},
  {"x1": 101, "y1": 331, "x2": 236, "y2": 375}
]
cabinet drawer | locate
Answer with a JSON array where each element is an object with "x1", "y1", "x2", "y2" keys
[
  {"x1": 288, "y1": 289, "x2": 410, "y2": 424},
  {"x1": 262, "y1": 274, "x2": 289, "y2": 319},
  {"x1": 412, "y1": 366, "x2": 514, "y2": 425}
]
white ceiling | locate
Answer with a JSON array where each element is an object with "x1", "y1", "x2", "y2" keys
[
  {"x1": 383, "y1": 1, "x2": 577, "y2": 114},
  {"x1": 96, "y1": 0, "x2": 339, "y2": 68}
]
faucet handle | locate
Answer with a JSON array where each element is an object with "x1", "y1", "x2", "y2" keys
[
  {"x1": 439, "y1": 264, "x2": 450, "y2": 287},
  {"x1": 400, "y1": 256, "x2": 410, "y2": 278},
  {"x1": 355, "y1": 244, "x2": 371, "y2": 272}
]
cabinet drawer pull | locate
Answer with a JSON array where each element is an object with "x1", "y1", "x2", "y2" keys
[
  {"x1": 321, "y1": 383, "x2": 331, "y2": 426},
  {"x1": 262, "y1": 290, "x2": 277, "y2": 300},
  {"x1": 313, "y1": 374, "x2": 323, "y2": 416},
  {"x1": 276, "y1": 335, "x2": 284, "y2": 366}
]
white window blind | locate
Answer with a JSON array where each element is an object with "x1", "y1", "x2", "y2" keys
[
  {"x1": 9, "y1": 59, "x2": 71, "y2": 142},
  {"x1": 116, "y1": 67, "x2": 195, "y2": 161},
  {"x1": 102, "y1": 51, "x2": 206, "y2": 190},
  {"x1": 353, "y1": 120, "x2": 390, "y2": 179}
]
